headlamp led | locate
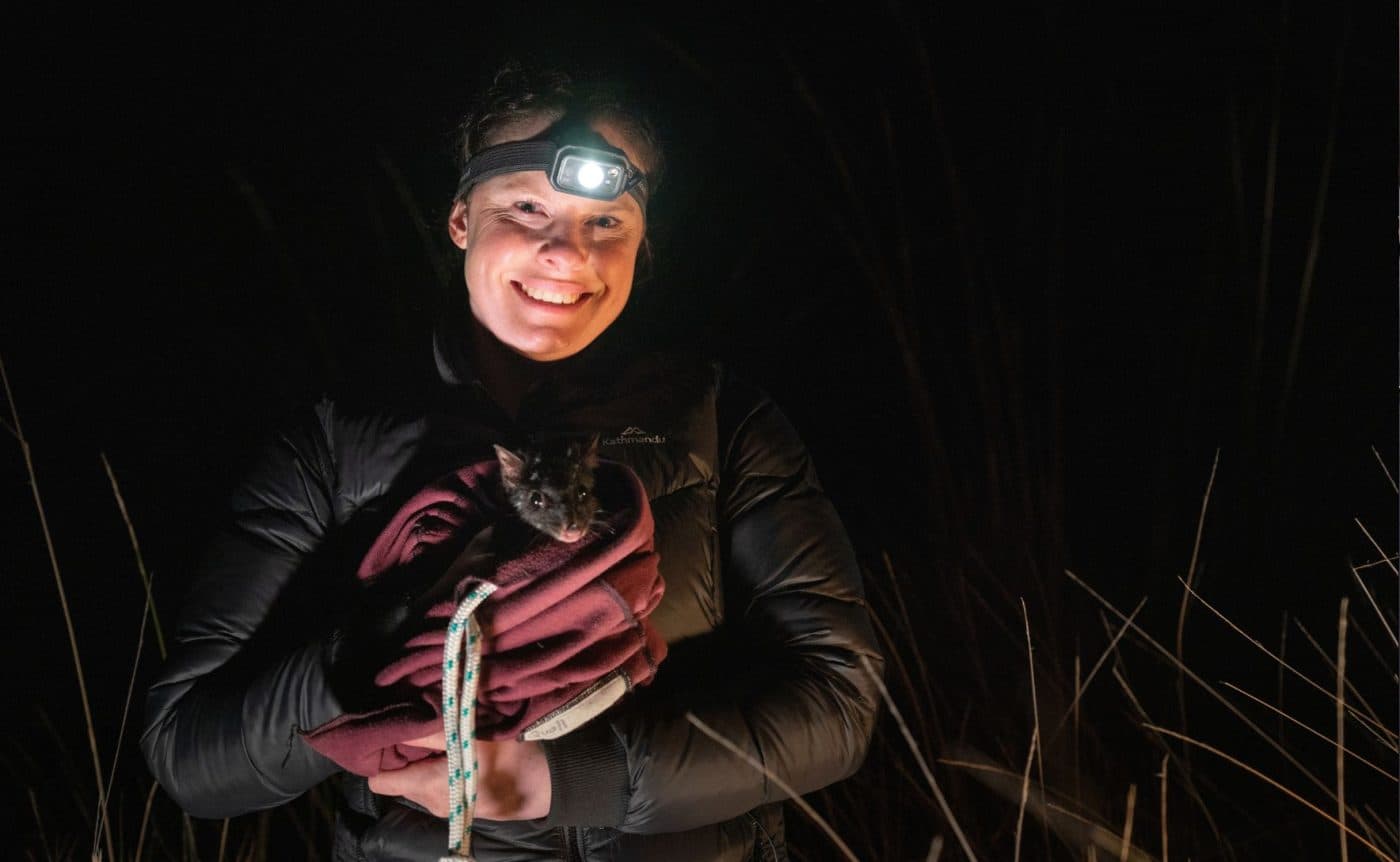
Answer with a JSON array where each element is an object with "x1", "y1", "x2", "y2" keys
[{"x1": 455, "y1": 139, "x2": 648, "y2": 210}]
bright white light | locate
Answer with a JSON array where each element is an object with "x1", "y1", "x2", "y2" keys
[{"x1": 577, "y1": 162, "x2": 605, "y2": 189}]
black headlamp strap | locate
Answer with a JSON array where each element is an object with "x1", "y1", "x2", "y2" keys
[{"x1": 454, "y1": 140, "x2": 557, "y2": 201}]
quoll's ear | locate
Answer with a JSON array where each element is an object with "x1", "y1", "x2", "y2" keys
[
  {"x1": 582, "y1": 432, "x2": 601, "y2": 468},
  {"x1": 493, "y1": 444, "x2": 525, "y2": 486}
]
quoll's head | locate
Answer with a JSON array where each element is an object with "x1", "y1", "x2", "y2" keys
[
  {"x1": 448, "y1": 66, "x2": 664, "y2": 363},
  {"x1": 494, "y1": 436, "x2": 601, "y2": 543}
]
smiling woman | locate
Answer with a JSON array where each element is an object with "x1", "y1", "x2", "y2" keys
[
  {"x1": 140, "y1": 61, "x2": 883, "y2": 862},
  {"x1": 449, "y1": 129, "x2": 646, "y2": 362}
]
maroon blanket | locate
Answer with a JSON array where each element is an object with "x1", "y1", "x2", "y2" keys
[{"x1": 304, "y1": 459, "x2": 666, "y2": 777}]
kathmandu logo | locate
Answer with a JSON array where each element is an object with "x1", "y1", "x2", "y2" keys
[{"x1": 602, "y1": 425, "x2": 668, "y2": 446}]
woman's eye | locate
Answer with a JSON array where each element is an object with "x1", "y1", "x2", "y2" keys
[
  {"x1": 529, "y1": 491, "x2": 545, "y2": 508},
  {"x1": 515, "y1": 201, "x2": 542, "y2": 215},
  {"x1": 591, "y1": 216, "x2": 620, "y2": 229}
]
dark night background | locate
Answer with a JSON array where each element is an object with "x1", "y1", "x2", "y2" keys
[{"x1": 3, "y1": 3, "x2": 1395, "y2": 860}]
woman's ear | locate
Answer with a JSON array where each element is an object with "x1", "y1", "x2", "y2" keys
[{"x1": 447, "y1": 199, "x2": 471, "y2": 250}]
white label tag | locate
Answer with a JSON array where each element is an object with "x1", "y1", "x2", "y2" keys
[{"x1": 521, "y1": 672, "x2": 630, "y2": 741}]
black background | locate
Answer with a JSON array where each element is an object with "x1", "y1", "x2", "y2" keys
[{"x1": 3, "y1": 3, "x2": 1395, "y2": 859}]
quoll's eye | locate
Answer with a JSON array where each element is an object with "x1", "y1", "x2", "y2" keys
[
  {"x1": 529, "y1": 491, "x2": 545, "y2": 508},
  {"x1": 577, "y1": 488, "x2": 590, "y2": 500}
]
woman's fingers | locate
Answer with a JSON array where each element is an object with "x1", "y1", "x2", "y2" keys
[
  {"x1": 403, "y1": 729, "x2": 447, "y2": 750},
  {"x1": 368, "y1": 756, "x2": 449, "y2": 818}
]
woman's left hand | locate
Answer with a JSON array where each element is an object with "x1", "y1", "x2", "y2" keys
[{"x1": 368, "y1": 731, "x2": 552, "y2": 821}]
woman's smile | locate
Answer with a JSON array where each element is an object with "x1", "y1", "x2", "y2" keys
[{"x1": 511, "y1": 278, "x2": 599, "y2": 308}]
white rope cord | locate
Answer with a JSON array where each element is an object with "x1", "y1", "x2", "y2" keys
[{"x1": 440, "y1": 580, "x2": 497, "y2": 862}]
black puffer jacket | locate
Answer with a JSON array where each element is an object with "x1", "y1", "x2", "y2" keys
[{"x1": 141, "y1": 328, "x2": 884, "y2": 861}]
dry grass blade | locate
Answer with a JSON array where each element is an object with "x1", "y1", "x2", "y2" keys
[
  {"x1": 1068, "y1": 568, "x2": 1341, "y2": 805},
  {"x1": 92, "y1": 564, "x2": 154, "y2": 862},
  {"x1": 1367, "y1": 804, "x2": 1400, "y2": 847},
  {"x1": 1, "y1": 356, "x2": 116, "y2": 862},
  {"x1": 926, "y1": 835, "x2": 944, "y2": 862},
  {"x1": 133, "y1": 781, "x2": 158, "y2": 862},
  {"x1": 1143, "y1": 724, "x2": 1394, "y2": 862},
  {"x1": 1219, "y1": 682, "x2": 1397, "y2": 781},
  {"x1": 1291, "y1": 619, "x2": 1394, "y2": 744},
  {"x1": 1109, "y1": 664, "x2": 1229, "y2": 853},
  {"x1": 1119, "y1": 784, "x2": 1137, "y2": 862},
  {"x1": 101, "y1": 452, "x2": 167, "y2": 658},
  {"x1": 27, "y1": 787, "x2": 54, "y2": 862},
  {"x1": 1279, "y1": 10, "x2": 1347, "y2": 409},
  {"x1": 1348, "y1": 615, "x2": 1400, "y2": 684},
  {"x1": 1354, "y1": 518, "x2": 1398, "y2": 576},
  {"x1": 858, "y1": 654, "x2": 978, "y2": 861},
  {"x1": 1350, "y1": 565, "x2": 1398, "y2": 647},
  {"x1": 683, "y1": 712, "x2": 860, "y2": 862},
  {"x1": 1158, "y1": 754, "x2": 1169, "y2": 862},
  {"x1": 218, "y1": 816, "x2": 231, "y2": 862},
  {"x1": 1178, "y1": 575, "x2": 1394, "y2": 748},
  {"x1": 939, "y1": 757, "x2": 1157, "y2": 861},
  {"x1": 1020, "y1": 599, "x2": 1046, "y2": 807},
  {"x1": 885, "y1": 552, "x2": 936, "y2": 733},
  {"x1": 1371, "y1": 446, "x2": 1398, "y2": 494},
  {"x1": 1013, "y1": 728, "x2": 1037, "y2": 862},
  {"x1": 1050, "y1": 597, "x2": 1147, "y2": 742},
  {"x1": 1174, "y1": 450, "x2": 1219, "y2": 777},
  {"x1": 183, "y1": 812, "x2": 197, "y2": 862},
  {"x1": 1175, "y1": 450, "x2": 1219, "y2": 666},
  {"x1": 1337, "y1": 597, "x2": 1350, "y2": 862}
]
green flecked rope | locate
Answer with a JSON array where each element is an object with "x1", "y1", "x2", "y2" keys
[{"x1": 439, "y1": 580, "x2": 497, "y2": 862}]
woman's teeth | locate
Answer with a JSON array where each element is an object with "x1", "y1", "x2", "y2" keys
[{"x1": 519, "y1": 283, "x2": 585, "y2": 305}]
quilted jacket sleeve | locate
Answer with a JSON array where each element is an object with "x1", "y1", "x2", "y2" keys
[
  {"x1": 140, "y1": 400, "x2": 347, "y2": 818},
  {"x1": 542, "y1": 371, "x2": 885, "y2": 832}
]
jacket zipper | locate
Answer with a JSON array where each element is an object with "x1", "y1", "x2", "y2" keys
[{"x1": 560, "y1": 825, "x2": 585, "y2": 862}]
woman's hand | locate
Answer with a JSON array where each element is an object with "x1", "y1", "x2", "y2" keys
[{"x1": 367, "y1": 731, "x2": 552, "y2": 821}]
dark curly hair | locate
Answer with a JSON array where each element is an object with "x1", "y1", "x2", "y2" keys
[{"x1": 453, "y1": 62, "x2": 666, "y2": 204}]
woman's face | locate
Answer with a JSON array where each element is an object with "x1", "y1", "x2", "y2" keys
[{"x1": 447, "y1": 117, "x2": 647, "y2": 362}]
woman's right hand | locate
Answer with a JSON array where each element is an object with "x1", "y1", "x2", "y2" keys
[{"x1": 368, "y1": 731, "x2": 552, "y2": 821}]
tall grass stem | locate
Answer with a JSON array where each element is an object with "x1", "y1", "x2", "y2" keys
[
  {"x1": 1219, "y1": 681, "x2": 1396, "y2": 781},
  {"x1": 1050, "y1": 597, "x2": 1147, "y2": 743},
  {"x1": 28, "y1": 787, "x2": 54, "y2": 862},
  {"x1": 1118, "y1": 784, "x2": 1137, "y2": 862},
  {"x1": 1158, "y1": 754, "x2": 1169, "y2": 862},
  {"x1": 1353, "y1": 518, "x2": 1397, "y2": 575},
  {"x1": 102, "y1": 453, "x2": 166, "y2": 658},
  {"x1": 1012, "y1": 728, "x2": 1036, "y2": 862},
  {"x1": 858, "y1": 654, "x2": 978, "y2": 861},
  {"x1": 1143, "y1": 724, "x2": 1392, "y2": 862},
  {"x1": 683, "y1": 712, "x2": 860, "y2": 862},
  {"x1": 1178, "y1": 576, "x2": 1394, "y2": 748},
  {"x1": 1349, "y1": 566, "x2": 1398, "y2": 647},
  {"x1": 1069, "y1": 568, "x2": 1342, "y2": 805},
  {"x1": 1371, "y1": 446, "x2": 1398, "y2": 494},
  {"x1": 1337, "y1": 597, "x2": 1351, "y2": 862},
  {"x1": 133, "y1": 781, "x2": 157, "y2": 862},
  {"x1": 1, "y1": 356, "x2": 116, "y2": 862},
  {"x1": 1174, "y1": 450, "x2": 1219, "y2": 753}
]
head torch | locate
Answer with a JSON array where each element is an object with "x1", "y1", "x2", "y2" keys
[{"x1": 455, "y1": 138, "x2": 648, "y2": 210}]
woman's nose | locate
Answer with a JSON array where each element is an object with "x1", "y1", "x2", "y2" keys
[{"x1": 537, "y1": 223, "x2": 587, "y2": 271}]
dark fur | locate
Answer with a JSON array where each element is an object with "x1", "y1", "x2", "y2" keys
[{"x1": 494, "y1": 435, "x2": 600, "y2": 543}]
